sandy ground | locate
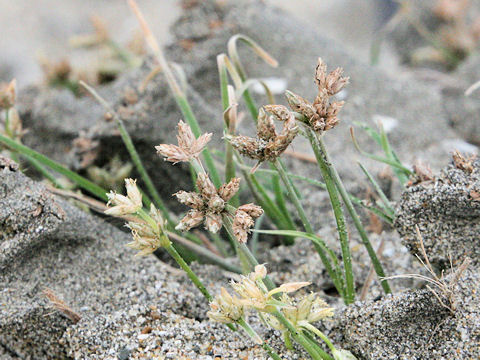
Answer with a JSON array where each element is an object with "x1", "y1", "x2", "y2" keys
[{"x1": 0, "y1": 0, "x2": 399, "y2": 85}]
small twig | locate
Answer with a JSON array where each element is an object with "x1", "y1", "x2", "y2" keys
[
  {"x1": 43, "y1": 288, "x2": 81, "y2": 323},
  {"x1": 284, "y1": 149, "x2": 317, "y2": 163},
  {"x1": 383, "y1": 226, "x2": 471, "y2": 314},
  {"x1": 193, "y1": 230, "x2": 222, "y2": 256},
  {"x1": 465, "y1": 79, "x2": 480, "y2": 96}
]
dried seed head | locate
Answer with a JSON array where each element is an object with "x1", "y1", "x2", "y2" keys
[
  {"x1": 452, "y1": 150, "x2": 475, "y2": 174},
  {"x1": 238, "y1": 203, "x2": 264, "y2": 218},
  {"x1": 0, "y1": 79, "x2": 16, "y2": 109},
  {"x1": 285, "y1": 90, "x2": 319, "y2": 125},
  {"x1": 176, "y1": 209, "x2": 204, "y2": 231},
  {"x1": 196, "y1": 173, "x2": 218, "y2": 200},
  {"x1": 233, "y1": 203, "x2": 263, "y2": 243},
  {"x1": 105, "y1": 178, "x2": 142, "y2": 216},
  {"x1": 226, "y1": 134, "x2": 264, "y2": 160},
  {"x1": 174, "y1": 190, "x2": 204, "y2": 210},
  {"x1": 325, "y1": 67, "x2": 349, "y2": 95},
  {"x1": 204, "y1": 212, "x2": 223, "y2": 233},
  {"x1": 127, "y1": 228, "x2": 163, "y2": 256},
  {"x1": 155, "y1": 144, "x2": 191, "y2": 163},
  {"x1": 264, "y1": 117, "x2": 298, "y2": 161},
  {"x1": 232, "y1": 210, "x2": 253, "y2": 243},
  {"x1": 207, "y1": 287, "x2": 244, "y2": 324},
  {"x1": 263, "y1": 104, "x2": 292, "y2": 122},
  {"x1": 218, "y1": 177, "x2": 241, "y2": 202},
  {"x1": 208, "y1": 194, "x2": 225, "y2": 213},
  {"x1": 257, "y1": 107, "x2": 276, "y2": 141},
  {"x1": 315, "y1": 58, "x2": 328, "y2": 91},
  {"x1": 156, "y1": 120, "x2": 212, "y2": 163}
]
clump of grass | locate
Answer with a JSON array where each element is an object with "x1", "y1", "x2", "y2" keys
[{"x1": 0, "y1": 1, "x2": 430, "y2": 357}]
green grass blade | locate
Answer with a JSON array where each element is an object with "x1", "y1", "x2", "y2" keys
[
  {"x1": 358, "y1": 162, "x2": 395, "y2": 217},
  {"x1": 0, "y1": 134, "x2": 108, "y2": 200}
]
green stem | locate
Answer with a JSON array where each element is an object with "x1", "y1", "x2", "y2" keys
[
  {"x1": 272, "y1": 310, "x2": 324, "y2": 360},
  {"x1": 23, "y1": 154, "x2": 63, "y2": 188},
  {"x1": 222, "y1": 214, "x2": 250, "y2": 273},
  {"x1": 283, "y1": 331, "x2": 293, "y2": 350},
  {"x1": 314, "y1": 132, "x2": 391, "y2": 295},
  {"x1": 165, "y1": 244, "x2": 211, "y2": 300},
  {"x1": 303, "y1": 332, "x2": 334, "y2": 360},
  {"x1": 272, "y1": 173, "x2": 296, "y2": 244},
  {"x1": 222, "y1": 216, "x2": 277, "y2": 291},
  {"x1": 300, "y1": 322, "x2": 336, "y2": 355},
  {"x1": 237, "y1": 318, "x2": 282, "y2": 360},
  {"x1": 166, "y1": 231, "x2": 240, "y2": 273},
  {"x1": 272, "y1": 159, "x2": 312, "y2": 233},
  {"x1": 236, "y1": 157, "x2": 292, "y2": 230},
  {"x1": 304, "y1": 129, "x2": 354, "y2": 304},
  {"x1": 0, "y1": 134, "x2": 108, "y2": 200}
]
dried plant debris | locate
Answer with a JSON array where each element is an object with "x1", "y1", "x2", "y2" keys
[
  {"x1": 43, "y1": 288, "x2": 81, "y2": 324},
  {"x1": 333, "y1": 265, "x2": 479, "y2": 359},
  {"x1": 384, "y1": 226, "x2": 471, "y2": 314},
  {"x1": 395, "y1": 153, "x2": 480, "y2": 269}
]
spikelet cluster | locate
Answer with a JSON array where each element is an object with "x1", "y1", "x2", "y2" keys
[
  {"x1": 227, "y1": 106, "x2": 298, "y2": 164},
  {"x1": 105, "y1": 178, "x2": 168, "y2": 256},
  {"x1": 156, "y1": 120, "x2": 212, "y2": 163},
  {"x1": 175, "y1": 174, "x2": 240, "y2": 233},
  {"x1": 286, "y1": 58, "x2": 349, "y2": 134}
]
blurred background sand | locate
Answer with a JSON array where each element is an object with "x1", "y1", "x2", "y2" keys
[{"x1": 0, "y1": 0, "x2": 399, "y2": 85}]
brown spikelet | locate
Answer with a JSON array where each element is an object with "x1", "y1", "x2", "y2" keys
[
  {"x1": 197, "y1": 173, "x2": 217, "y2": 200},
  {"x1": 156, "y1": 121, "x2": 212, "y2": 163},
  {"x1": 232, "y1": 204, "x2": 263, "y2": 243},
  {"x1": 238, "y1": 203, "x2": 264, "y2": 218},
  {"x1": 452, "y1": 150, "x2": 475, "y2": 174},
  {"x1": 218, "y1": 177, "x2": 241, "y2": 202},
  {"x1": 257, "y1": 108, "x2": 276, "y2": 141},
  {"x1": 0, "y1": 79, "x2": 16, "y2": 110},
  {"x1": 174, "y1": 190, "x2": 204, "y2": 210},
  {"x1": 263, "y1": 104, "x2": 291, "y2": 122},
  {"x1": 176, "y1": 209, "x2": 204, "y2": 231},
  {"x1": 227, "y1": 135, "x2": 264, "y2": 160},
  {"x1": 285, "y1": 59, "x2": 348, "y2": 134},
  {"x1": 205, "y1": 213, "x2": 223, "y2": 233}
]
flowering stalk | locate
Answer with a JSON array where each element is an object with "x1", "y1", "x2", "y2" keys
[
  {"x1": 271, "y1": 309, "x2": 326, "y2": 360},
  {"x1": 128, "y1": 0, "x2": 222, "y2": 187},
  {"x1": 236, "y1": 318, "x2": 282, "y2": 360},
  {"x1": 106, "y1": 179, "x2": 236, "y2": 331},
  {"x1": 312, "y1": 131, "x2": 391, "y2": 295},
  {"x1": 302, "y1": 129, "x2": 354, "y2": 304},
  {"x1": 299, "y1": 321, "x2": 357, "y2": 360},
  {"x1": 223, "y1": 39, "x2": 297, "y2": 234}
]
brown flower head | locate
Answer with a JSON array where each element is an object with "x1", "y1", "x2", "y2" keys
[
  {"x1": 226, "y1": 105, "x2": 298, "y2": 165},
  {"x1": 156, "y1": 120, "x2": 212, "y2": 163},
  {"x1": 285, "y1": 58, "x2": 349, "y2": 134},
  {"x1": 232, "y1": 203, "x2": 263, "y2": 243},
  {"x1": 174, "y1": 174, "x2": 241, "y2": 233},
  {"x1": 0, "y1": 79, "x2": 16, "y2": 110}
]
